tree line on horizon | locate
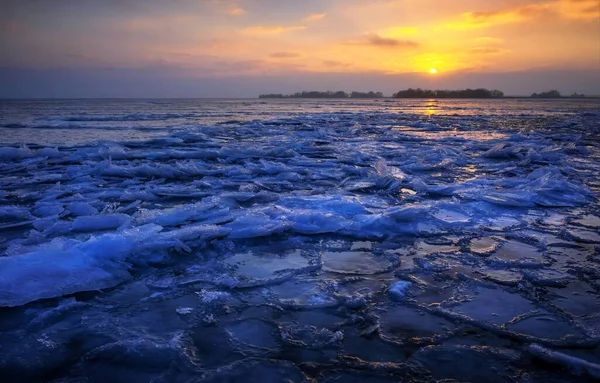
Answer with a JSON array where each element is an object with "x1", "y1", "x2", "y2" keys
[
  {"x1": 258, "y1": 89, "x2": 586, "y2": 99},
  {"x1": 531, "y1": 90, "x2": 586, "y2": 98},
  {"x1": 392, "y1": 88, "x2": 504, "y2": 98}
]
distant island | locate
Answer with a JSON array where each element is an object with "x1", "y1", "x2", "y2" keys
[
  {"x1": 258, "y1": 89, "x2": 591, "y2": 99},
  {"x1": 392, "y1": 88, "x2": 504, "y2": 98},
  {"x1": 259, "y1": 89, "x2": 505, "y2": 99},
  {"x1": 259, "y1": 91, "x2": 384, "y2": 99},
  {"x1": 531, "y1": 90, "x2": 586, "y2": 98}
]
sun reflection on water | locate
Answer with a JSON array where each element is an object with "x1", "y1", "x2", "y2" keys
[{"x1": 424, "y1": 100, "x2": 437, "y2": 117}]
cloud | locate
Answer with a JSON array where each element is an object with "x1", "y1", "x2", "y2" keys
[
  {"x1": 445, "y1": 4, "x2": 550, "y2": 29},
  {"x1": 242, "y1": 25, "x2": 306, "y2": 35},
  {"x1": 445, "y1": 0, "x2": 598, "y2": 30},
  {"x1": 270, "y1": 52, "x2": 301, "y2": 58},
  {"x1": 322, "y1": 60, "x2": 352, "y2": 68},
  {"x1": 304, "y1": 13, "x2": 326, "y2": 22},
  {"x1": 469, "y1": 47, "x2": 511, "y2": 55},
  {"x1": 228, "y1": 7, "x2": 246, "y2": 16},
  {"x1": 558, "y1": 0, "x2": 600, "y2": 19},
  {"x1": 351, "y1": 33, "x2": 419, "y2": 48}
]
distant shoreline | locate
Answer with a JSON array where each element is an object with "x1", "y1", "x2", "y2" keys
[
  {"x1": 1, "y1": 96, "x2": 598, "y2": 101},
  {"x1": 256, "y1": 96, "x2": 597, "y2": 100},
  {"x1": 259, "y1": 89, "x2": 595, "y2": 100}
]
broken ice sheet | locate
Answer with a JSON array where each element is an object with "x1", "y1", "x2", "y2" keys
[
  {"x1": 1, "y1": 99, "x2": 599, "y2": 382},
  {"x1": 445, "y1": 285, "x2": 537, "y2": 325},
  {"x1": 223, "y1": 249, "x2": 320, "y2": 287},
  {"x1": 322, "y1": 250, "x2": 396, "y2": 275}
]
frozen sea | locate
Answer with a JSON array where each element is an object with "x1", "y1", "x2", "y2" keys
[{"x1": 1, "y1": 98, "x2": 600, "y2": 382}]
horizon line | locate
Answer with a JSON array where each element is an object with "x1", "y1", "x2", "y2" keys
[{"x1": 2, "y1": 96, "x2": 600, "y2": 100}]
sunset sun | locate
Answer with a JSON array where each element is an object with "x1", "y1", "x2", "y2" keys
[{"x1": 429, "y1": 68, "x2": 438, "y2": 74}]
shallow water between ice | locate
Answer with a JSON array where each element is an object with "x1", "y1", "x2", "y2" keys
[{"x1": 1, "y1": 99, "x2": 600, "y2": 382}]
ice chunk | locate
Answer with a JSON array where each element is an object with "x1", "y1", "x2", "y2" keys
[
  {"x1": 32, "y1": 203, "x2": 64, "y2": 218},
  {"x1": 0, "y1": 224, "x2": 161, "y2": 307},
  {"x1": 226, "y1": 319, "x2": 280, "y2": 349},
  {"x1": 226, "y1": 213, "x2": 291, "y2": 239},
  {"x1": 509, "y1": 313, "x2": 584, "y2": 340},
  {"x1": 524, "y1": 269, "x2": 573, "y2": 287},
  {"x1": 482, "y1": 143, "x2": 519, "y2": 159},
  {"x1": 574, "y1": 215, "x2": 600, "y2": 228},
  {"x1": 224, "y1": 249, "x2": 317, "y2": 287},
  {"x1": 135, "y1": 202, "x2": 220, "y2": 227},
  {"x1": 72, "y1": 213, "x2": 130, "y2": 232},
  {"x1": 492, "y1": 240, "x2": 542, "y2": 261},
  {"x1": 277, "y1": 195, "x2": 371, "y2": 218},
  {"x1": 322, "y1": 250, "x2": 394, "y2": 275},
  {"x1": 36, "y1": 147, "x2": 62, "y2": 158},
  {"x1": 0, "y1": 205, "x2": 34, "y2": 222},
  {"x1": 288, "y1": 210, "x2": 347, "y2": 234},
  {"x1": 389, "y1": 281, "x2": 412, "y2": 298},
  {"x1": 133, "y1": 224, "x2": 230, "y2": 262},
  {"x1": 0, "y1": 145, "x2": 33, "y2": 161},
  {"x1": 433, "y1": 209, "x2": 470, "y2": 223},
  {"x1": 566, "y1": 229, "x2": 600, "y2": 244},
  {"x1": 478, "y1": 191, "x2": 536, "y2": 207},
  {"x1": 448, "y1": 286, "x2": 535, "y2": 325},
  {"x1": 479, "y1": 269, "x2": 522, "y2": 286},
  {"x1": 280, "y1": 323, "x2": 343, "y2": 349},
  {"x1": 176, "y1": 307, "x2": 194, "y2": 315},
  {"x1": 372, "y1": 159, "x2": 405, "y2": 179},
  {"x1": 268, "y1": 279, "x2": 337, "y2": 308},
  {"x1": 196, "y1": 289, "x2": 230, "y2": 303},
  {"x1": 470, "y1": 238, "x2": 500, "y2": 254},
  {"x1": 379, "y1": 305, "x2": 453, "y2": 341},
  {"x1": 528, "y1": 344, "x2": 600, "y2": 379},
  {"x1": 528, "y1": 174, "x2": 592, "y2": 207},
  {"x1": 66, "y1": 202, "x2": 99, "y2": 216}
]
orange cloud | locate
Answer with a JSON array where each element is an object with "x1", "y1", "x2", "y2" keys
[
  {"x1": 445, "y1": 4, "x2": 550, "y2": 29},
  {"x1": 228, "y1": 7, "x2": 246, "y2": 16},
  {"x1": 558, "y1": 0, "x2": 600, "y2": 19},
  {"x1": 270, "y1": 52, "x2": 301, "y2": 58},
  {"x1": 469, "y1": 47, "x2": 511, "y2": 55},
  {"x1": 322, "y1": 60, "x2": 352, "y2": 68},
  {"x1": 304, "y1": 13, "x2": 326, "y2": 22},
  {"x1": 445, "y1": 1, "x2": 598, "y2": 29},
  {"x1": 242, "y1": 25, "x2": 306, "y2": 35},
  {"x1": 348, "y1": 33, "x2": 420, "y2": 48}
]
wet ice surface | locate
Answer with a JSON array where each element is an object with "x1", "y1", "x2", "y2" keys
[{"x1": 1, "y1": 98, "x2": 600, "y2": 382}]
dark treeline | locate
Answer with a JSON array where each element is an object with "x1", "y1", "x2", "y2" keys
[
  {"x1": 258, "y1": 91, "x2": 384, "y2": 99},
  {"x1": 259, "y1": 89, "x2": 590, "y2": 99},
  {"x1": 393, "y1": 88, "x2": 504, "y2": 98},
  {"x1": 531, "y1": 90, "x2": 586, "y2": 98}
]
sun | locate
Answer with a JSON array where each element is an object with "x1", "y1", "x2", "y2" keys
[{"x1": 429, "y1": 68, "x2": 438, "y2": 74}]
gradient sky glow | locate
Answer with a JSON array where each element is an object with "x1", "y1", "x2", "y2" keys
[{"x1": 1, "y1": 0, "x2": 599, "y2": 97}]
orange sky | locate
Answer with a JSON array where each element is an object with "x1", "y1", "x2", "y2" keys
[{"x1": 1, "y1": 0, "x2": 599, "y2": 97}]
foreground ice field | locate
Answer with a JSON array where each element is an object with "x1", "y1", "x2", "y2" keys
[{"x1": 0, "y1": 99, "x2": 599, "y2": 382}]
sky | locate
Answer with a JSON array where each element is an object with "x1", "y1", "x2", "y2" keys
[{"x1": 1, "y1": 0, "x2": 599, "y2": 97}]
